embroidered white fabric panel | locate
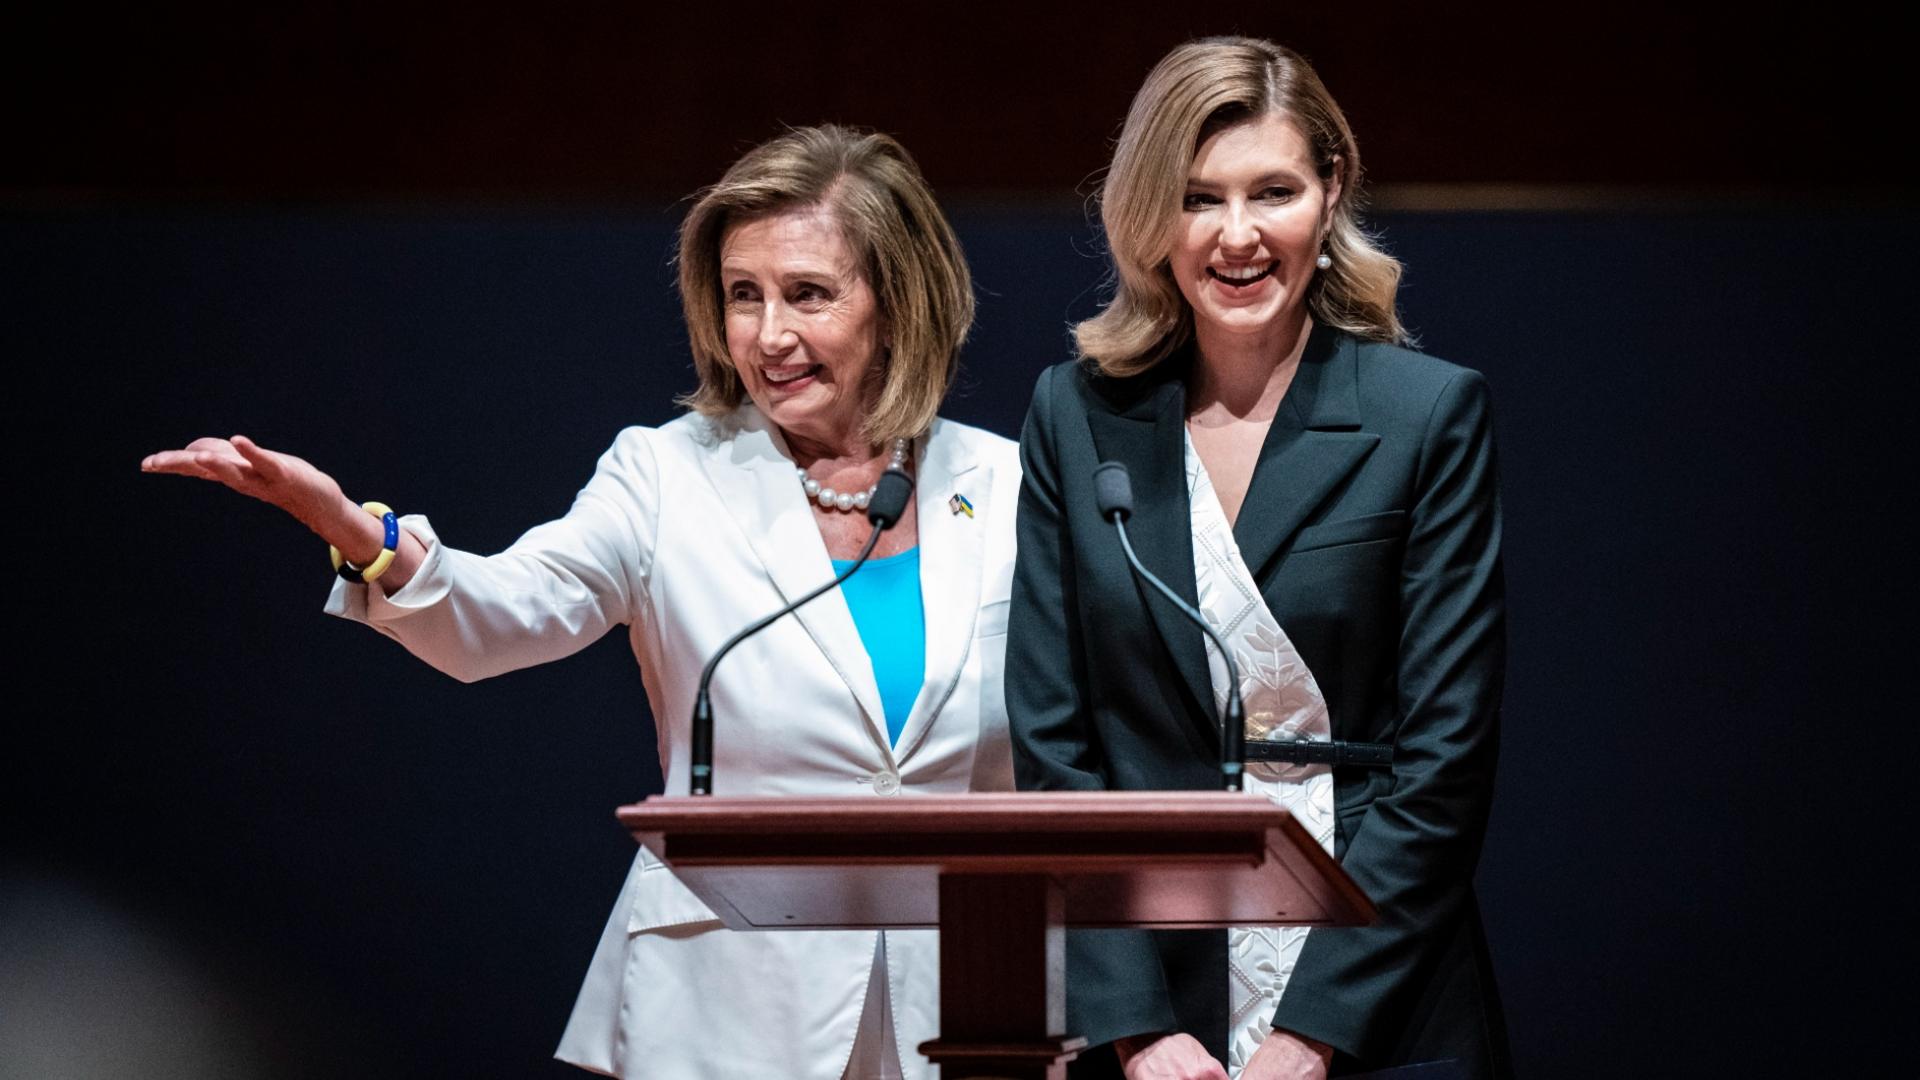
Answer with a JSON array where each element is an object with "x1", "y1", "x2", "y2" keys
[{"x1": 1181, "y1": 431, "x2": 1337, "y2": 1075}]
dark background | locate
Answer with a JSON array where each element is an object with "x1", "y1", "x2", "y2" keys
[{"x1": 5, "y1": 5, "x2": 1912, "y2": 1078}]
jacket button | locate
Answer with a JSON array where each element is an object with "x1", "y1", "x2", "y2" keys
[{"x1": 871, "y1": 771, "x2": 901, "y2": 796}]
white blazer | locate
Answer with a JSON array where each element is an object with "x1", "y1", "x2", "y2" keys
[{"x1": 327, "y1": 405, "x2": 1021, "y2": 1079}]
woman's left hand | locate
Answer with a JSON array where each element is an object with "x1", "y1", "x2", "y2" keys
[{"x1": 1240, "y1": 1029, "x2": 1333, "y2": 1080}]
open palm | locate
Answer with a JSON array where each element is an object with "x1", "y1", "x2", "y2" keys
[{"x1": 141, "y1": 435, "x2": 347, "y2": 535}]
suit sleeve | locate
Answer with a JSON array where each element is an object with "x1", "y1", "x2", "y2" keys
[
  {"x1": 1269, "y1": 369, "x2": 1505, "y2": 1059},
  {"x1": 324, "y1": 426, "x2": 659, "y2": 682},
  {"x1": 1007, "y1": 366, "x2": 1180, "y2": 1047}
]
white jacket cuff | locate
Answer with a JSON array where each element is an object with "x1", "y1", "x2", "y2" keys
[{"x1": 323, "y1": 513, "x2": 450, "y2": 624}]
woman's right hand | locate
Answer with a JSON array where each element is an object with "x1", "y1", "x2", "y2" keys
[
  {"x1": 143, "y1": 436, "x2": 351, "y2": 534},
  {"x1": 1115, "y1": 1032, "x2": 1230, "y2": 1080},
  {"x1": 142, "y1": 435, "x2": 421, "y2": 587}
]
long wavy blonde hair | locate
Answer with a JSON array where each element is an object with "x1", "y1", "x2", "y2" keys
[{"x1": 1076, "y1": 37, "x2": 1408, "y2": 376}]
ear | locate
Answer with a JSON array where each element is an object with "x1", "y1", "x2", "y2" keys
[{"x1": 1322, "y1": 154, "x2": 1345, "y2": 231}]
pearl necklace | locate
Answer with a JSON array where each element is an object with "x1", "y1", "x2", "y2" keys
[{"x1": 796, "y1": 438, "x2": 911, "y2": 513}]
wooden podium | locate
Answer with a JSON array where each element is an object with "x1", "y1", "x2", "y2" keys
[{"x1": 618, "y1": 791, "x2": 1374, "y2": 1079}]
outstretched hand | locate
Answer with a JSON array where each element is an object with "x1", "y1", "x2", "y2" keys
[
  {"x1": 144, "y1": 434, "x2": 424, "y2": 590},
  {"x1": 142, "y1": 435, "x2": 352, "y2": 540}
]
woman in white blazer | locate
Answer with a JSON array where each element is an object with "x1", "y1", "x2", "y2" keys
[{"x1": 143, "y1": 126, "x2": 1021, "y2": 1080}]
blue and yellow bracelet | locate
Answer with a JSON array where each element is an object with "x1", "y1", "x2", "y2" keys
[{"x1": 330, "y1": 501, "x2": 399, "y2": 583}]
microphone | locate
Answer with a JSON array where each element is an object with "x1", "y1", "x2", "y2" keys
[
  {"x1": 1092, "y1": 460, "x2": 1134, "y2": 521},
  {"x1": 688, "y1": 464, "x2": 914, "y2": 796},
  {"x1": 1093, "y1": 462, "x2": 1245, "y2": 792}
]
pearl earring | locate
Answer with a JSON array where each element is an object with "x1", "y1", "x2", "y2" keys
[{"x1": 1315, "y1": 253, "x2": 1333, "y2": 271}]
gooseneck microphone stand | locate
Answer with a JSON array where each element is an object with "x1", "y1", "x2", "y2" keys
[
  {"x1": 688, "y1": 465, "x2": 914, "y2": 796},
  {"x1": 1093, "y1": 461, "x2": 1246, "y2": 792}
]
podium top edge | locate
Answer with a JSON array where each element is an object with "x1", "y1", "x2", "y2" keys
[{"x1": 616, "y1": 790, "x2": 1300, "y2": 833}]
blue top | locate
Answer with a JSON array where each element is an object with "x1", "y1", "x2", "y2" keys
[{"x1": 830, "y1": 546, "x2": 925, "y2": 747}]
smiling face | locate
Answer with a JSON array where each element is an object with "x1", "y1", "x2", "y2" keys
[
  {"x1": 720, "y1": 206, "x2": 886, "y2": 455},
  {"x1": 1170, "y1": 110, "x2": 1340, "y2": 351}
]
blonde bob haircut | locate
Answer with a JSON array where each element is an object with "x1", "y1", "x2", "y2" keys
[
  {"x1": 1077, "y1": 37, "x2": 1409, "y2": 376},
  {"x1": 677, "y1": 125, "x2": 974, "y2": 444}
]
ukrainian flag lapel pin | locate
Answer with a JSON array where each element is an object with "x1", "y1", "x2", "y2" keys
[{"x1": 947, "y1": 493, "x2": 974, "y2": 518}]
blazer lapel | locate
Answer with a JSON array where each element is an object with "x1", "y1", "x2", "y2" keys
[
  {"x1": 1232, "y1": 326, "x2": 1381, "y2": 581},
  {"x1": 696, "y1": 408, "x2": 888, "y2": 737},
  {"x1": 1087, "y1": 378, "x2": 1217, "y2": 736},
  {"x1": 890, "y1": 420, "x2": 988, "y2": 764}
]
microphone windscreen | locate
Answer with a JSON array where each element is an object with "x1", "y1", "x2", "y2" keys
[
  {"x1": 867, "y1": 468, "x2": 914, "y2": 527},
  {"x1": 1092, "y1": 461, "x2": 1134, "y2": 521}
]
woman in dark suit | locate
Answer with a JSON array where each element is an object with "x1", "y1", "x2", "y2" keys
[{"x1": 1008, "y1": 38, "x2": 1510, "y2": 1080}]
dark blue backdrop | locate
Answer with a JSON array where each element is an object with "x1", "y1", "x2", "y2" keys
[{"x1": 4, "y1": 202, "x2": 1908, "y2": 1077}]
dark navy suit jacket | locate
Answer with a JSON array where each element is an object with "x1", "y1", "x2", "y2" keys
[{"x1": 1007, "y1": 324, "x2": 1512, "y2": 1077}]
